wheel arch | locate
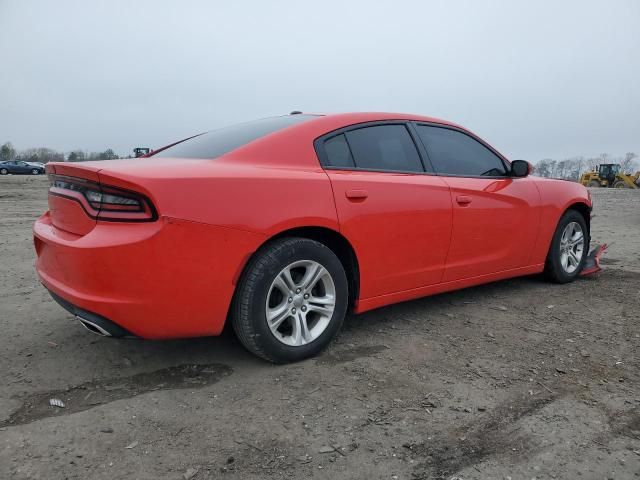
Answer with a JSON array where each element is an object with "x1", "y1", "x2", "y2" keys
[
  {"x1": 565, "y1": 201, "x2": 591, "y2": 236},
  {"x1": 234, "y1": 226, "x2": 360, "y2": 313}
]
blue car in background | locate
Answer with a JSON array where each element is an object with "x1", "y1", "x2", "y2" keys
[{"x1": 0, "y1": 161, "x2": 45, "y2": 175}]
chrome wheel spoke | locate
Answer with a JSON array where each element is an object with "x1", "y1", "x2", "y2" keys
[
  {"x1": 267, "y1": 303, "x2": 290, "y2": 329},
  {"x1": 307, "y1": 303, "x2": 333, "y2": 316},
  {"x1": 570, "y1": 231, "x2": 583, "y2": 246},
  {"x1": 279, "y1": 269, "x2": 296, "y2": 292},
  {"x1": 292, "y1": 313, "x2": 312, "y2": 346},
  {"x1": 308, "y1": 294, "x2": 335, "y2": 306},
  {"x1": 300, "y1": 264, "x2": 326, "y2": 291}
]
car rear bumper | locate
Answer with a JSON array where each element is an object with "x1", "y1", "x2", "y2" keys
[
  {"x1": 34, "y1": 212, "x2": 265, "y2": 339},
  {"x1": 47, "y1": 288, "x2": 135, "y2": 337}
]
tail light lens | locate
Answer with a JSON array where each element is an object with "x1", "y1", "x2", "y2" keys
[{"x1": 48, "y1": 174, "x2": 157, "y2": 222}]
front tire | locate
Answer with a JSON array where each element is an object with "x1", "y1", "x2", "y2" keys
[
  {"x1": 544, "y1": 210, "x2": 589, "y2": 283},
  {"x1": 31, "y1": 169, "x2": 40, "y2": 175},
  {"x1": 588, "y1": 180, "x2": 600, "y2": 187},
  {"x1": 231, "y1": 237, "x2": 348, "y2": 363}
]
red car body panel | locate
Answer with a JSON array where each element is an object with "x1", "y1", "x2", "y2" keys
[
  {"x1": 326, "y1": 169, "x2": 453, "y2": 297},
  {"x1": 440, "y1": 176, "x2": 542, "y2": 281},
  {"x1": 34, "y1": 212, "x2": 265, "y2": 338},
  {"x1": 34, "y1": 112, "x2": 592, "y2": 338}
]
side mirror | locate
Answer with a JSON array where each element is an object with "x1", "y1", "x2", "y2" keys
[{"x1": 510, "y1": 160, "x2": 531, "y2": 177}]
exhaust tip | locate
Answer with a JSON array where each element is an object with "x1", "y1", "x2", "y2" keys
[{"x1": 77, "y1": 316, "x2": 113, "y2": 336}]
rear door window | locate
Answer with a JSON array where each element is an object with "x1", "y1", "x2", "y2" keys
[
  {"x1": 341, "y1": 124, "x2": 423, "y2": 173},
  {"x1": 416, "y1": 125, "x2": 506, "y2": 177}
]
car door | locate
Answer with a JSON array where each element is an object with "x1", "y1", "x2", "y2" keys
[
  {"x1": 316, "y1": 122, "x2": 453, "y2": 300},
  {"x1": 414, "y1": 124, "x2": 541, "y2": 282},
  {"x1": 19, "y1": 161, "x2": 33, "y2": 173},
  {"x1": 4, "y1": 161, "x2": 18, "y2": 173}
]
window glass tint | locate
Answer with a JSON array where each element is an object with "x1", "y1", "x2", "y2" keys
[
  {"x1": 323, "y1": 134, "x2": 355, "y2": 168},
  {"x1": 345, "y1": 125, "x2": 423, "y2": 172},
  {"x1": 416, "y1": 126, "x2": 506, "y2": 176},
  {"x1": 153, "y1": 115, "x2": 315, "y2": 159}
]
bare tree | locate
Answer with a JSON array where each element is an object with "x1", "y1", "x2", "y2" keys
[
  {"x1": 534, "y1": 159, "x2": 553, "y2": 177},
  {"x1": 620, "y1": 152, "x2": 638, "y2": 173},
  {"x1": 67, "y1": 150, "x2": 86, "y2": 162},
  {"x1": 18, "y1": 147, "x2": 64, "y2": 164},
  {"x1": 0, "y1": 142, "x2": 16, "y2": 161},
  {"x1": 586, "y1": 157, "x2": 599, "y2": 170}
]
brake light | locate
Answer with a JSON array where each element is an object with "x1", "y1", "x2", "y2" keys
[{"x1": 48, "y1": 174, "x2": 157, "y2": 222}]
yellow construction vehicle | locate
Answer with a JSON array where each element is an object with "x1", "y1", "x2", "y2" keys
[{"x1": 580, "y1": 163, "x2": 640, "y2": 189}]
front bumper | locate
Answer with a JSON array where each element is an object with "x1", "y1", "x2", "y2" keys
[{"x1": 34, "y1": 212, "x2": 265, "y2": 339}]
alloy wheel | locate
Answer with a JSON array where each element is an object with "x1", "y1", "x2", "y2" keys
[
  {"x1": 265, "y1": 260, "x2": 336, "y2": 347},
  {"x1": 559, "y1": 221, "x2": 585, "y2": 274}
]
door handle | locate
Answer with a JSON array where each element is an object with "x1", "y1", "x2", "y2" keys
[
  {"x1": 345, "y1": 189, "x2": 368, "y2": 200},
  {"x1": 456, "y1": 195, "x2": 472, "y2": 205}
]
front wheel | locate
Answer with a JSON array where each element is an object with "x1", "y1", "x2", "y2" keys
[
  {"x1": 588, "y1": 180, "x2": 600, "y2": 188},
  {"x1": 31, "y1": 169, "x2": 40, "y2": 175},
  {"x1": 231, "y1": 237, "x2": 348, "y2": 363},
  {"x1": 544, "y1": 210, "x2": 589, "y2": 283}
]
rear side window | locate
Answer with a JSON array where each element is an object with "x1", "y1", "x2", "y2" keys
[
  {"x1": 416, "y1": 125, "x2": 506, "y2": 176},
  {"x1": 324, "y1": 134, "x2": 355, "y2": 168},
  {"x1": 331, "y1": 124, "x2": 423, "y2": 172},
  {"x1": 153, "y1": 115, "x2": 315, "y2": 159}
]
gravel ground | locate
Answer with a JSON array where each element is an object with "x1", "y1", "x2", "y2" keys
[{"x1": 1, "y1": 175, "x2": 639, "y2": 480}]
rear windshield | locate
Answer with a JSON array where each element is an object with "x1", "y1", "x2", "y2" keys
[{"x1": 152, "y1": 115, "x2": 315, "y2": 159}]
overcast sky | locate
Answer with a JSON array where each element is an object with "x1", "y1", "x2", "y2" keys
[{"x1": 1, "y1": 0, "x2": 638, "y2": 160}]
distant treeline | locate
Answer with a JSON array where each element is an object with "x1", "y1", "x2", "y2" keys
[
  {"x1": 533, "y1": 152, "x2": 638, "y2": 180},
  {"x1": 0, "y1": 141, "x2": 124, "y2": 163},
  {"x1": 1, "y1": 141, "x2": 638, "y2": 179}
]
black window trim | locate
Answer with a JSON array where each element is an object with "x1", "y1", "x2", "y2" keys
[
  {"x1": 314, "y1": 119, "x2": 515, "y2": 179},
  {"x1": 411, "y1": 121, "x2": 513, "y2": 179},
  {"x1": 314, "y1": 120, "x2": 435, "y2": 175}
]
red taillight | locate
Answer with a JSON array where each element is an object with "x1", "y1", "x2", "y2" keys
[{"x1": 48, "y1": 174, "x2": 157, "y2": 222}]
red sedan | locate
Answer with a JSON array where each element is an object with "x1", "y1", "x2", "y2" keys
[{"x1": 34, "y1": 112, "x2": 593, "y2": 362}]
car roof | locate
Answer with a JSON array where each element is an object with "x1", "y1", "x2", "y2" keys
[{"x1": 302, "y1": 112, "x2": 463, "y2": 130}]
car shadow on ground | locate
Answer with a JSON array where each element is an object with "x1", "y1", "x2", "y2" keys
[
  {"x1": 81, "y1": 274, "x2": 565, "y2": 363},
  {"x1": 59, "y1": 273, "x2": 554, "y2": 372}
]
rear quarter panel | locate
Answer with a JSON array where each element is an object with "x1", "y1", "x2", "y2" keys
[{"x1": 96, "y1": 160, "x2": 340, "y2": 236}]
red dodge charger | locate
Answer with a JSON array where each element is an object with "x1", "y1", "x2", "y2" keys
[{"x1": 34, "y1": 112, "x2": 593, "y2": 362}]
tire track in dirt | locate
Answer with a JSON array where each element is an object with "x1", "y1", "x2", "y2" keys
[
  {"x1": 1, "y1": 363, "x2": 232, "y2": 428},
  {"x1": 406, "y1": 388, "x2": 567, "y2": 479}
]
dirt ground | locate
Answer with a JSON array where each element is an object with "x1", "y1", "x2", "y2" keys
[{"x1": 1, "y1": 175, "x2": 639, "y2": 480}]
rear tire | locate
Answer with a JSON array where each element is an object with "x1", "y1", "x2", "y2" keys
[
  {"x1": 0, "y1": 168, "x2": 7, "y2": 175},
  {"x1": 588, "y1": 180, "x2": 600, "y2": 187},
  {"x1": 231, "y1": 237, "x2": 348, "y2": 363},
  {"x1": 544, "y1": 210, "x2": 589, "y2": 283}
]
